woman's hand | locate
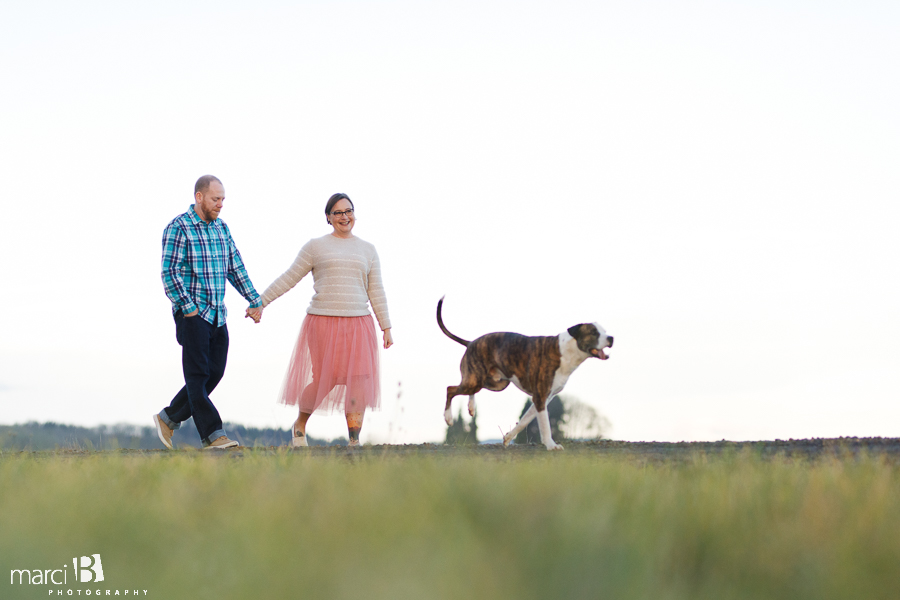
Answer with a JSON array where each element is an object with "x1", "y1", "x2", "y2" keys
[
  {"x1": 245, "y1": 306, "x2": 263, "y2": 324},
  {"x1": 383, "y1": 328, "x2": 393, "y2": 349}
]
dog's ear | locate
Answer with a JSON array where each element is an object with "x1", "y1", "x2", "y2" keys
[{"x1": 567, "y1": 324, "x2": 583, "y2": 338}]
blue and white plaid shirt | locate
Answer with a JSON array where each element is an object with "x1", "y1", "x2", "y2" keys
[{"x1": 161, "y1": 205, "x2": 261, "y2": 326}]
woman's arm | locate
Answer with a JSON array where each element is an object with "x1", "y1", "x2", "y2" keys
[
  {"x1": 260, "y1": 241, "x2": 315, "y2": 308},
  {"x1": 366, "y1": 248, "x2": 392, "y2": 332}
]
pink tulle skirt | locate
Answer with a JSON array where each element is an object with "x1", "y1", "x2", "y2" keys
[{"x1": 279, "y1": 314, "x2": 381, "y2": 414}]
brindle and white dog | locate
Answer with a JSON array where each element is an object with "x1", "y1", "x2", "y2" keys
[{"x1": 437, "y1": 297, "x2": 613, "y2": 450}]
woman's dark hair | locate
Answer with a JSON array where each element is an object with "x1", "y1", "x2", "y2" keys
[{"x1": 325, "y1": 193, "x2": 354, "y2": 223}]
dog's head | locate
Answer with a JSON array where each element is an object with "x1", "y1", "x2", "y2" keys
[{"x1": 566, "y1": 323, "x2": 613, "y2": 360}]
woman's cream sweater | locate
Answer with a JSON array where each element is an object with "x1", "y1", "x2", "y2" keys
[{"x1": 260, "y1": 234, "x2": 391, "y2": 331}]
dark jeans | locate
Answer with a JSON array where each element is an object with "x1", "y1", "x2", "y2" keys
[{"x1": 159, "y1": 310, "x2": 228, "y2": 445}]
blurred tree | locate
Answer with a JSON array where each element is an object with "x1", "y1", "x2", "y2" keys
[
  {"x1": 444, "y1": 407, "x2": 478, "y2": 445},
  {"x1": 560, "y1": 398, "x2": 611, "y2": 440},
  {"x1": 513, "y1": 395, "x2": 609, "y2": 444}
]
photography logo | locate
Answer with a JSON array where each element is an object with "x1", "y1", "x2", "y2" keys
[
  {"x1": 9, "y1": 554, "x2": 103, "y2": 584},
  {"x1": 9, "y1": 553, "x2": 148, "y2": 596},
  {"x1": 75, "y1": 555, "x2": 104, "y2": 583}
]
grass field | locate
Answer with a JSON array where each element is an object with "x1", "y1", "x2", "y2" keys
[{"x1": 2, "y1": 445, "x2": 900, "y2": 600}]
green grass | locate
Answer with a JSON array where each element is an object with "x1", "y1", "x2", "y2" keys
[{"x1": 2, "y1": 449, "x2": 899, "y2": 600}]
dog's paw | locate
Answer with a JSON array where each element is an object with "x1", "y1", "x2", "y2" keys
[
  {"x1": 544, "y1": 442, "x2": 564, "y2": 451},
  {"x1": 502, "y1": 432, "x2": 515, "y2": 447},
  {"x1": 443, "y1": 408, "x2": 453, "y2": 427},
  {"x1": 467, "y1": 396, "x2": 476, "y2": 417}
]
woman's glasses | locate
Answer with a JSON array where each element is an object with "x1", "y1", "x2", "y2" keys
[{"x1": 330, "y1": 209, "x2": 354, "y2": 218}]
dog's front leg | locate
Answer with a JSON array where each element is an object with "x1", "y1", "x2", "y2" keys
[
  {"x1": 537, "y1": 408, "x2": 563, "y2": 451},
  {"x1": 502, "y1": 403, "x2": 538, "y2": 446}
]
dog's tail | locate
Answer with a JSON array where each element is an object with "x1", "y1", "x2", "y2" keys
[{"x1": 437, "y1": 296, "x2": 471, "y2": 347}]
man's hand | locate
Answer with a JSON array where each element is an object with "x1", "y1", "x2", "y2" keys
[
  {"x1": 245, "y1": 306, "x2": 262, "y2": 324},
  {"x1": 184, "y1": 309, "x2": 199, "y2": 317},
  {"x1": 383, "y1": 328, "x2": 393, "y2": 349}
]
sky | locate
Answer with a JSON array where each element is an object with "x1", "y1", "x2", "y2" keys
[{"x1": 1, "y1": 0, "x2": 898, "y2": 445}]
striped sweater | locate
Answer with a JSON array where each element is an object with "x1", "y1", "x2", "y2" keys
[{"x1": 260, "y1": 234, "x2": 391, "y2": 331}]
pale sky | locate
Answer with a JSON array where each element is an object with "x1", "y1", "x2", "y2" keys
[{"x1": 1, "y1": 0, "x2": 898, "y2": 444}]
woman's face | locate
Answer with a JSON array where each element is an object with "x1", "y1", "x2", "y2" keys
[{"x1": 329, "y1": 198, "x2": 355, "y2": 237}]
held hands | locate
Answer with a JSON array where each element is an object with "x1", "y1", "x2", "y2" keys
[
  {"x1": 383, "y1": 328, "x2": 393, "y2": 349},
  {"x1": 245, "y1": 306, "x2": 263, "y2": 324}
]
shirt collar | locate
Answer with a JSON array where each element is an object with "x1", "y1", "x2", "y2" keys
[{"x1": 188, "y1": 204, "x2": 219, "y2": 227}]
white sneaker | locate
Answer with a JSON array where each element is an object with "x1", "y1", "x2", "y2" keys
[{"x1": 291, "y1": 427, "x2": 308, "y2": 448}]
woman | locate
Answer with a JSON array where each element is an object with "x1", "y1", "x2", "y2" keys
[{"x1": 257, "y1": 193, "x2": 393, "y2": 447}]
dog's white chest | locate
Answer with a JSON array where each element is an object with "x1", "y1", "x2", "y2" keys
[
  {"x1": 549, "y1": 371, "x2": 570, "y2": 396},
  {"x1": 552, "y1": 334, "x2": 588, "y2": 394}
]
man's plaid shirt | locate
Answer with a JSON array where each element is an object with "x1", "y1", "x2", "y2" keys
[{"x1": 161, "y1": 205, "x2": 261, "y2": 326}]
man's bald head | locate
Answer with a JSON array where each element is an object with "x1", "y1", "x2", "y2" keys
[{"x1": 194, "y1": 175, "x2": 222, "y2": 195}]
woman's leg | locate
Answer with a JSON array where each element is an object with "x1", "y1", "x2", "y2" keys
[
  {"x1": 292, "y1": 378, "x2": 321, "y2": 437},
  {"x1": 290, "y1": 409, "x2": 312, "y2": 448},
  {"x1": 345, "y1": 410, "x2": 364, "y2": 445},
  {"x1": 293, "y1": 410, "x2": 312, "y2": 436}
]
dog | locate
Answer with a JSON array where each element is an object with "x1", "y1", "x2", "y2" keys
[{"x1": 437, "y1": 297, "x2": 613, "y2": 450}]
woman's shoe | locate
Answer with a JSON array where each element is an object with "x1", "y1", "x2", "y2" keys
[{"x1": 291, "y1": 427, "x2": 308, "y2": 448}]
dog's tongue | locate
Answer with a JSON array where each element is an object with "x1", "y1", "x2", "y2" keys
[{"x1": 591, "y1": 348, "x2": 609, "y2": 360}]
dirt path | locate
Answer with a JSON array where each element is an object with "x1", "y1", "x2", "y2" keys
[
  {"x1": 345, "y1": 437, "x2": 900, "y2": 462},
  {"x1": 13, "y1": 437, "x2": 900, "y2": 462}
]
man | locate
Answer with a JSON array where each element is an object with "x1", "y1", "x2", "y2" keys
[{"x1": 153, "y1": 175, "x2": 262, "y2": 449}]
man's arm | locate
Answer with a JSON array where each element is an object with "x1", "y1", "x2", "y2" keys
[
  {"x1": 224, "y1": 226, "x2": 262, "y2": 308},
  {"x1": 161, "y1": 224, "x2": 198, "y2": 315}
]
